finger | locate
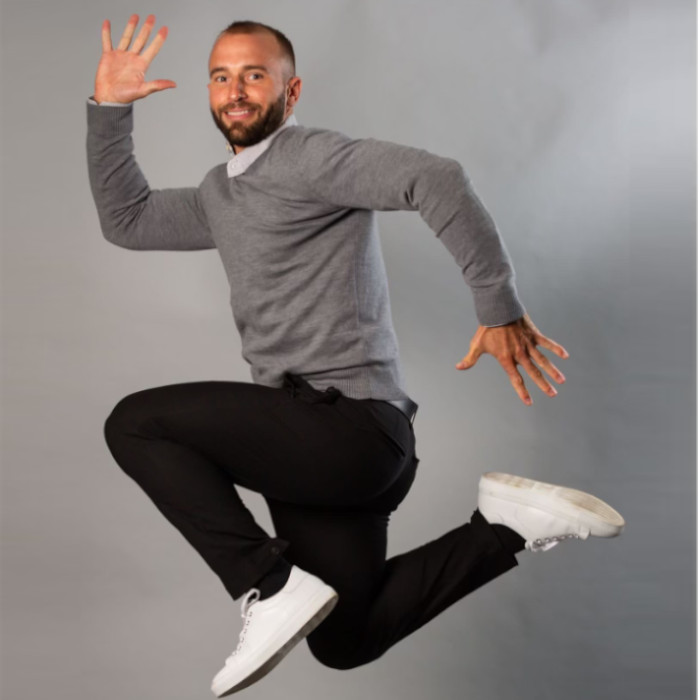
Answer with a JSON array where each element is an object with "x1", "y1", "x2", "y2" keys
[
  {"x1": 101, "y1": 19, "x2": 112, "y2": 52},
  {"x1": 528, "y1": 345, "x2": 566, "y2": 384},
  {"x1": 534, "y1": 332, "x2": 570, "y2": 359},
  {"x1": 141, "y1": 26, "x2": 169, "y2": 65},
  {"x1": 501, "y1": 360, "x2": 532, "y2": 406},
  {"x1": 456, "y1": 346, "x2": 481, "y2": 370},
  {"x1": 142, "y1": 79, "x2": 178, "y2": 96},
  {"x1": 116, "y1": 14, "x2": 139, "y2": 51},
  {"x1": 519, "y1": 354, "x2": 557, "y2": 397},
  {"x1": 130, "y1": 14, "x2": 156, "y2": 54}
]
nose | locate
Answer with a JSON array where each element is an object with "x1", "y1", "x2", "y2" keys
[{"x1": 228, "y1": 77, "x2": 247, "y2": 101}]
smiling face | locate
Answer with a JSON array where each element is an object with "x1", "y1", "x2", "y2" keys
[{"x1": 208, "y1": 31, "x2": 301, "y2": 153}]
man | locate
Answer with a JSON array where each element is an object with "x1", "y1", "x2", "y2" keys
[{"x1": 88, "y1": 15, "x2": 625, "y2": 697}]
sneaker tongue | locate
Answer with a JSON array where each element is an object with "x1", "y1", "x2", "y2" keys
[{"x1": 241, "y1": 589, "x2": 261, "y2": 616}]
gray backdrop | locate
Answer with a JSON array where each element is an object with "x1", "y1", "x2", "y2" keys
[{"x1": 1, "y1": 0, "x2": 696, "y2": 699}]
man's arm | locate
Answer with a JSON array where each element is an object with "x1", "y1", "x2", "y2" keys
[
  {"x1": 87, "y1": 14, "x2": 215, "y2": 251},
  {"x1": 287, "y1": 129, "x2": 568, "y2": 404}
]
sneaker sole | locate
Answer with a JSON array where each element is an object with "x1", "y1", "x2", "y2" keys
[
  {"x1": 213, "y1": 587, "x2": 338, "y2": 697},
  {"x1": 479, "y1": 472, "x2": 625, "y2": 537}
]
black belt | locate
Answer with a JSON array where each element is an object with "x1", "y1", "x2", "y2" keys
[{"x1": 383, "y1": 398, "x2": 419, "y2": 424}]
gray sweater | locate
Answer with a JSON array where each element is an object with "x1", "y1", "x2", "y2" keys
[{"x1": 86, "y1": 103, "x2": 524, "y2": 400}]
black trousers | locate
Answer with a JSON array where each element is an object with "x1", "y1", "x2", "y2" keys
[{"x1": 103, "y1": 373, "x2": 518, "y2": 670}]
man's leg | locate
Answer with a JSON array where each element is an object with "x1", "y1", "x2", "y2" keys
[
  {"x1": 260, "y1": 391, "x2": 623, "y2": 671},
  {"x1": 103, "y1": 380, "x2": 295, "y2": 600}
]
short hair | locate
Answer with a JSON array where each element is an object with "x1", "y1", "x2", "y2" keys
[{"x1": 219, "y1": 21, "x2": 296, "y2": 76}]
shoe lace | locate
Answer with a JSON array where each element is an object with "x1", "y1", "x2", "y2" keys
[
  {"x1": 526, "y1": 533, "x2": 580, "y2": 552},
  {"x1": 225, "y1": 588, "x2": 261, "y2": 662}
]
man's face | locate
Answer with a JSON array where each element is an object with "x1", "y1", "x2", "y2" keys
[{"x1": 208, "y1": 32, "x2": 300, "y2": 154}]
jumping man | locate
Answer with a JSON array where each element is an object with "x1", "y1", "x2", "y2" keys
[{"x1": 87, "y1": 15, "x2": 625, "y2": 697}]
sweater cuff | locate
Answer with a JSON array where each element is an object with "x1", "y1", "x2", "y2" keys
[
  {"x1": 86, "y1": 100, "x2": 134, "y2": 137},
  {"x1": 471, "y1": 282, "x2": 526, "y2": 327}
]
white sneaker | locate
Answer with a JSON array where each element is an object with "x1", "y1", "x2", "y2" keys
[
  {"x1": 211, "y1": 566, "x2": 338, "y2": 697},
  {"x1": 478, "y1": 472, "x2": 625, "y2": 552}
]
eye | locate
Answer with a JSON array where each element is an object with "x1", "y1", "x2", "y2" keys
[
  {"x1": 212, "y1": 75, "x2": 228, "y2": 83},
  {"x1": 246, "y1": 72, "x2": 264, "y2": 82}
]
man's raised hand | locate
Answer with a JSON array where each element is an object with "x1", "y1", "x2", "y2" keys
[
  {"x1": 94, "y1": 14, "x2": 176, "y2": 104},
  {"x1": 456, "y1": 314, "x2": 569, "y2": 406}
]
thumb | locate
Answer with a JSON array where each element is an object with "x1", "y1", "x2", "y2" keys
[
  {"x1": 143, "y1": 79, "x2": 177, "y2": 96},
  {"x1": 456, "y1": 347, "x2": 481, "y2": 370}
]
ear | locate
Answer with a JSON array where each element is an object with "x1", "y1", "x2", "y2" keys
[{"x1": 286, "y1": 76, "x2": 302, "y2": 107}]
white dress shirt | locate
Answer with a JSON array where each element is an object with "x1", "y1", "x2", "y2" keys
[{"x1": 226, "y1": 114, "x2": 298, "y2": 178}]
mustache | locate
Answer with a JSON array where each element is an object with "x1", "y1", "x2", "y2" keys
[{"x1": 219, "y1": 102, "x2": 259, "y2": 113}]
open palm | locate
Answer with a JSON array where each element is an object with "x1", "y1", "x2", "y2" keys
[{"x1": 94, "y1": 14, "x2": 175, "y2": 104}]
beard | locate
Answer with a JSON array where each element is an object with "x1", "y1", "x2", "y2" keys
[{"x1": 211, "y1": 90, "x2": 287, "y2": 151}]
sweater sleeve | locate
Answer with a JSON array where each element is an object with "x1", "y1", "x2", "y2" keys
[
  {"x1": 86, "y1": 102, "x2": 215, "y2": 251},
  {"x1": 287, "y1": 129, "x2": 525, "y2": 327}
]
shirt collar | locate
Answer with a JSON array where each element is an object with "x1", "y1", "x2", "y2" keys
[{"x1": 226, "y1": 114, "x2": 298, "y2": 179}]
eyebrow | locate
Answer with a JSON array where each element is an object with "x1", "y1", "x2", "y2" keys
[{"x1": 209, "y1": 64, "x2": 270, "y2": 77}]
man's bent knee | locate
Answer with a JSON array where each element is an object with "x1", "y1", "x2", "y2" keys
[
  {"x1": 103, "y1": 390, "x2": 162, "y2": 471},
  {"x1": 104, "y1": 393, "x2": 143, "y2": 446},
  {"x1": 306, "y1": 633, "x2": 377, "y2": 671}
]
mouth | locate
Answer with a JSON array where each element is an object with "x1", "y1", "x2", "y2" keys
[{"x1": 222, "y1": 107, "x2": 257, "y2": 122}]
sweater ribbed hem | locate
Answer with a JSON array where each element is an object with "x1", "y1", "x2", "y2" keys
[{"x1": 295, "y1": 365, "x2": 411, "y2": 402}]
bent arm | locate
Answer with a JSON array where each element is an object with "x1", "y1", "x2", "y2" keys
[
  {"x1": 296, "y1": 131, "x2": 524, "y2": 327},
  {"x1": 86, "y1": 101, "x2": 215, "y2": 251}
]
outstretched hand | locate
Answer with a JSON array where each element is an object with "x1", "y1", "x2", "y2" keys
[
  {"x1": 456, "y1": 314, "x2": 569, "y2": 406},
  {"x1": 94, "y1": 14, "x2": 176, "y2": 104}
]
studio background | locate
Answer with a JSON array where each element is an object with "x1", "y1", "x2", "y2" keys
[{"x1": 1, "y1": 1, "x2": 695, "y2": 699}]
